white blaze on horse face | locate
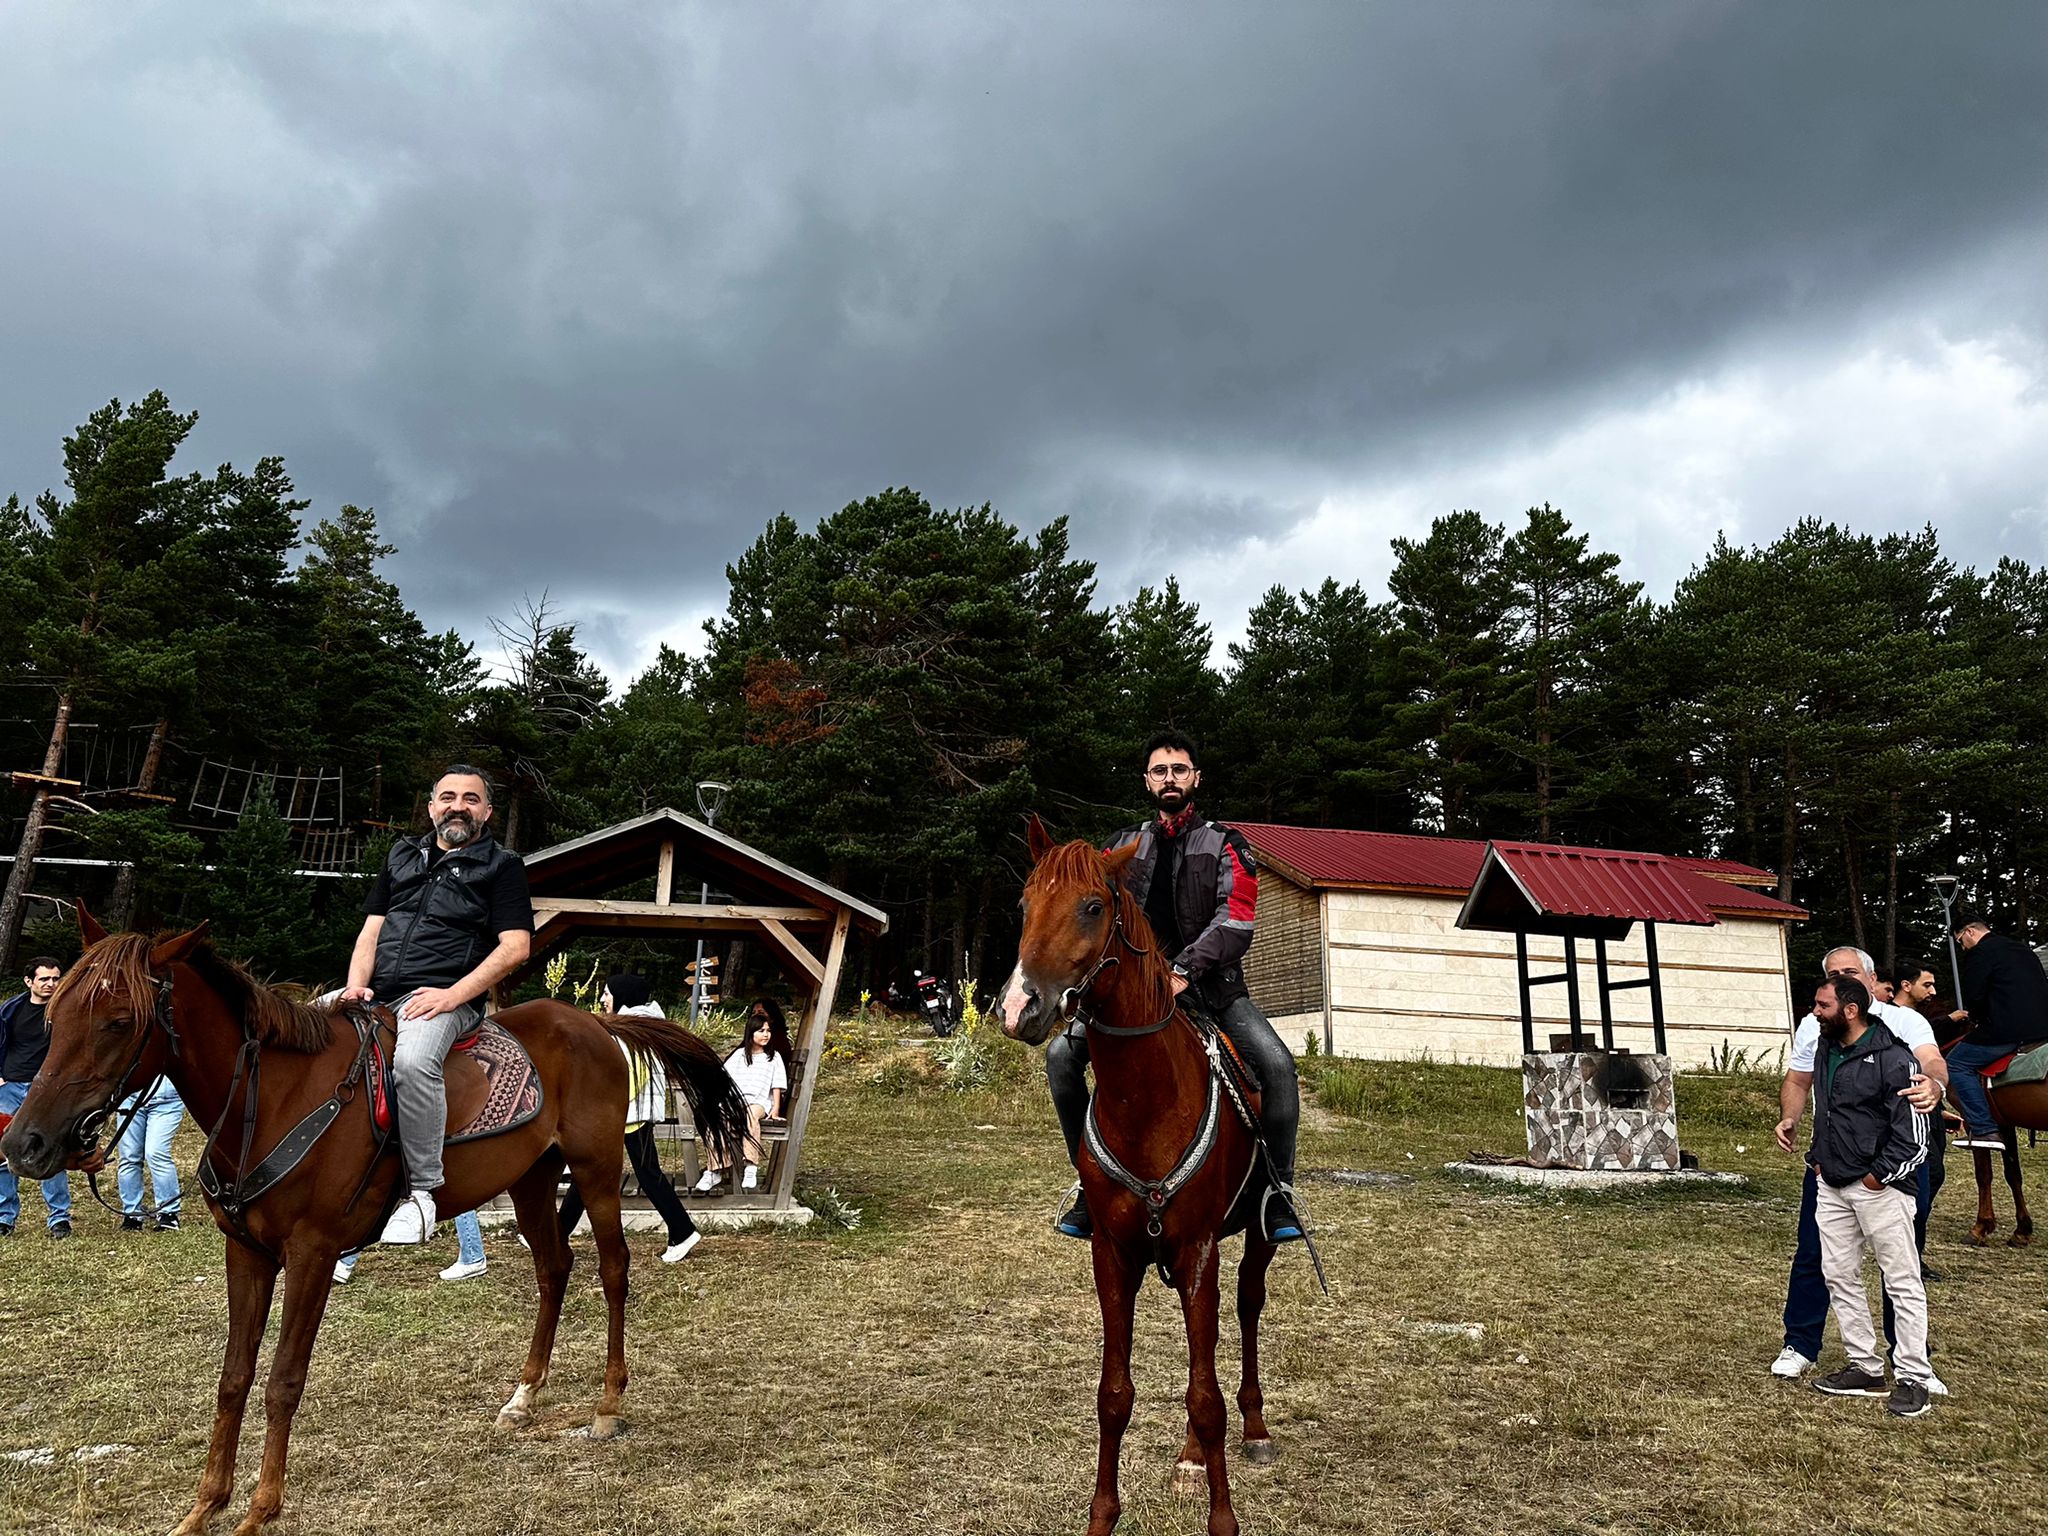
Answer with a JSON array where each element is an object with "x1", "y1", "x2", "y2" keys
[{"x1": 1000, "y1": 964, "x2": 1030, "y2": 1038}]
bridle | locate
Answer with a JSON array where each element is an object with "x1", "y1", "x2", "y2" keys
[
  {"x1": 1055, "y1": 881, "x2": 1180, "y2": 1039},
  {"x1": 69, "y1": 970, "x2": 181, "y2": 1169}
]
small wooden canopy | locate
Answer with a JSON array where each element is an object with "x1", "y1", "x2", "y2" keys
[{"x1": 516, "y1": 808, "x2": 887, "y2": 1211}]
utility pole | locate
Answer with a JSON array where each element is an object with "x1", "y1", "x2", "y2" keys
[{"x1": 691, "y1": 782, "x2": 730, "y2": 1023}]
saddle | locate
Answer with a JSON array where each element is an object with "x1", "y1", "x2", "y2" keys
[
  {"x1": 364, "y1": 1017, "x2": 543, "y2": 1144},
  {"x1": 1980, "y1": 1039, "x2": 2048, "y2": 1089}
]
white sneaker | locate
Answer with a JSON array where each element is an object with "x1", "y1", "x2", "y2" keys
[
  {"x1": 1770, "y1": 1346, "x2": 1815, "y2": 1379},
  {"x1": 661, "y1": 1231, "x2": 701, "y2": 1264},
  {"x1": 439, "y1": 1257, "x2": 487, "y2": 1282},
  {"x1": 379, "y1": 1191, "x2": 437, "y2": 1245},
  {"x1": 332, "y1": 1260, "x2": 353, "y2": 1284},
  {"x1": 1924, "y1": 1371, "x2": 1950, "y2": 1396},
  {"x1": 692, "y1": 1170, "x2": 719, "y2": 1193},
  {"x1": 740, "y1": 1164, "x2": 758, "y2": 1191}
]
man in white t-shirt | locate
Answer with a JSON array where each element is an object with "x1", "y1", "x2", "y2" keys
[{"x1": 1771, "y1": 946, "x2": 1949, "y2": 1387}]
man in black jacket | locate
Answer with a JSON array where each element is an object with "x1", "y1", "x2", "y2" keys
[
  {"x1": 340, "y1": 766, "x2": 532, "y2": 1243},
  {"x1": 1045, "y1": 730, "x2": 1302, "y2": 1243},
  {"x1": 1946, "y1": 913, "x2": 2048, "y2": 1150},
  {"x1": 1806, "y1": 977, "x2": 1934, "y2": 1418}
]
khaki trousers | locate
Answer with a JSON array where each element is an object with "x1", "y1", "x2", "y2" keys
[{"x1": 1815, "y1": 1177, "x2": 1931, "y2": 1383}]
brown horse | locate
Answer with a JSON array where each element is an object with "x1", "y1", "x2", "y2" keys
[
  {"x1": 0, "y1": 916, "x2": 745, "y2": 1536},
  {"x1": 999, "y1": 821, "x2": 1280, "y2": 1536},
  {"x1": 1940, "y1": 1025, "x2": 2041, "y2": 1246}
]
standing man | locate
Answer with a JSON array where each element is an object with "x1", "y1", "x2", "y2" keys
[
  {"x1": 1803, "y1": 977, "x2": 1936, "y2": 1417},
  {"x1": 341, "y1": 766, "x2": 532, "y2": 1244},
  {"x1": 1770, "y1": 946, "x2": 1946, "y2": 1383},
  {"x1": 1045, "y1": 730, "x2": 1303, "y2": 1243},
  {"x1": 1944, "y1": 913, "x2": 2048, "y2": 1152},
  {"x1": 115, "y1": 1076, "x2": 185, "y2": 1231},
  {"x1": 0, "y1": 956, "x2": 72, "y2": 1238}
]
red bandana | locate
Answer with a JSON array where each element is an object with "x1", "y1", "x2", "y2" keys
[{"x1": 1156, "y1": 803, "x2": 1198, "y2": 838}]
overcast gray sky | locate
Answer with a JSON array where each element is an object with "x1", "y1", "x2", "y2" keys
[{"x1": 4, "y1": 3, "x2": 2045, "y2": 681}]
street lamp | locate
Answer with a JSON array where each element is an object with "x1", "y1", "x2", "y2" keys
[
  {"x1": 1930, "y1": 875, "x2": 1963, "y2": 1007},
  {"x1": 690, "y1": 782, "x2": 731, "y2": 1022}
]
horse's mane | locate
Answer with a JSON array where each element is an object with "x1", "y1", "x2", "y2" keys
[
  {"x1": 1033, "y1": 839, "x2": 1114, "y2": 892},
  {"x1": 56, "y1": 932, "x2": 336, "y2": 1055}
]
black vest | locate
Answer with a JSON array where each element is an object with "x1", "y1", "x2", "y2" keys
[{"x1": 370, "y1": 831, "x2": 521, "y2": 995}]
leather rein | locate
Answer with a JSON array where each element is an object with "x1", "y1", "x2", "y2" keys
[{"x1": 73, "y1": 971, "x2": 388, "y2": 1259}]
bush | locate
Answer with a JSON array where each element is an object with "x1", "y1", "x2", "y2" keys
[{"x1": 936, "y1": 979, "x2": 1032, "y2": 1093}]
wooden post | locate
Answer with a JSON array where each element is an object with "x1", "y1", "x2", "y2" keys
[
  {"x1": 771, "y1": 906, "x2": 849, "y2": 1211},
  {"x1": 655, "y1": 839, "x2": 675, "y2": 905},
  {"x1": 1516, "y1": 929, "x2": 1534, "y2": 1055},
  {"x1": 1595, "y1": 937, "x2": 1615, "y2": 1053}
]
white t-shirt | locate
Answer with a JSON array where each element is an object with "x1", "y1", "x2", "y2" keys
[
  {"x1": 723, "y1": 1047, "x2": 789, "y2": 1112},
  {"x1": 1789, "y1": 999, "x2": 1936, "y2": 1073}
]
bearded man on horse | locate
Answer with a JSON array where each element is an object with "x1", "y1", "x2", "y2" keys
[
  {"x1": 1045, "y1": 729, "x2": 1303, "y2": 1243},
  {"x1": 341, "y1": 763, "x2": 533, "y2": 1244}
]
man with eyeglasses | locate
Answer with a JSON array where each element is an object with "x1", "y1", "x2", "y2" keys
[
  {"x1": 1045, "y1": 730, "x2": 1304, "y2": 1244},
  {"x1": 1770, "y1": 946, "x2": 1948, "y2": 1388}
]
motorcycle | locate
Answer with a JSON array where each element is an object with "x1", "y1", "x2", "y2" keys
[{"x1": 912, "y1": 970, "x2": 962, "y2": 1038}]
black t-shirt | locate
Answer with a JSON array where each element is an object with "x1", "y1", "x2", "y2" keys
[
  {"x1": 1, "y1": 1000, "x2": 51, "y2": 1082},
  {"x1": 1146, "y1": 828, "x2": 1185, "y2": 959},
  {"x1": 364, "y1": 844, "x2": 535, "y2": 936}
]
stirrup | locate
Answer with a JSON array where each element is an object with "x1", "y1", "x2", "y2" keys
[
  {"x1": 1052, "y1": 1181, "x2": 1092, "y2": 1240},
  {"x1": 1260, "y1": 1181, "x2": 1306, "y2": 1243}
]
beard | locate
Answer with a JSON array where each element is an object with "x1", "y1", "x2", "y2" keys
[
  {"x1": 435, "y1": 812, "x2": 479, "y2": 846},
  {"x1": 1818, "y1": 1014, "x2": 1849, "y2": 1044},
  {"x1": 1148, "y1": 783, "x2": 1189, "y2": 815}
]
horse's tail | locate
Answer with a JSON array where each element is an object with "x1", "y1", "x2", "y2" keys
[{"x1": 599, "y1": 1013, "x2": 749, "y2": 1169}]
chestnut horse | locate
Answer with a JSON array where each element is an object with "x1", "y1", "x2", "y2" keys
[
  {"x1": 1000, "y1": 822, "x2": 1280, "y2": 1536},
  {"x1": 0, "y1": 916, "x2": 745, "y2": 1536},
  {"x1": 1938, "y1": 1021, "x2": 2040, "y2": 1247}
]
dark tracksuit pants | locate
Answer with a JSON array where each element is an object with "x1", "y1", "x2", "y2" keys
[
  {"x1": 1046, "y1": 992, "x2": 1301, "y2": 1182},
  {"x1": 557, "y1": 1124, "x2": 698, "y2": 1247},
  {"x1": 1782, "y1": 1128, "x2": 1943, "y2": 1360}
]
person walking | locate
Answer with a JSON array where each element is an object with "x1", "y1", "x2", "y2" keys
[{"x1": 115, "y1": 1075, "x2": 186, "y2": 1231}]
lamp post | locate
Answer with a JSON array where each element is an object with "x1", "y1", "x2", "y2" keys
[
  {"x1": 690, "y1": 782, "x2": 731, "y2": 1023},
  {"x1": 1931, "y1": 874, "x2": 1964, "y2": 1009}
]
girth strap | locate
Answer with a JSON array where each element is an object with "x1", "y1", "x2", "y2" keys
[{"x1": 1083, "y1": 1070, "x2": 1222, "y2": 1238}]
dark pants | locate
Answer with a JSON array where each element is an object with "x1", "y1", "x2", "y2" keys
[
  {"x1": 557, "y1": 1125, "x2": 698, "y2": 1247},
  {"x1": 1782, "y1": 1133, "x2": 1942, "y2": 1360},
  {"x1": 1946, "y1": 1040, "x2": 2010, "y2": 1136},
  {"x1": 1046, "y1": 992, "x2": 1301, "y2": 1182}
]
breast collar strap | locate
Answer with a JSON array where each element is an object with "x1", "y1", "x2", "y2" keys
[{"x1": 1084, "y1": 1069, "x2": 1222, "y2": 1239}]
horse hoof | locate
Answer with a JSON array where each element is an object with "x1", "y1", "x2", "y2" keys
[
  {"x1": 1243, "y1": 1438, "x2": 1279, "y2": 1465},
  {"x1": 1172, "y1": 1461, "x2": 1207, "y2": 1497},
  {"x1": 1968, "y1": 1229, "x2": 1992, "y2": 1247},
  {"x1": 589, "y1": 1414, "x2": 621, "y2": 1440},
  {"x1": 495, "y1": 1408, "x2": 529, "y2": 1431},
  {"x1": 2008, "y1": 1231, "x2": 2033, "y2": 1248}
]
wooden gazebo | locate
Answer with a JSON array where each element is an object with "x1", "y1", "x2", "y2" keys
[{"x1": 512, "y1": 808, "x2": 887, "y2": 1212}]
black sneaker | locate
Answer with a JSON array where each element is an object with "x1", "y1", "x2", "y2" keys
[
  {"x1": 1055, "y1": 1188, "x2": 1093, "y2": 1240},
  {"x1": 0, "y1": 1223, "x2": 13, "y2": 1238},
  {"x1": 153, "y1": 1213, "x2": 180, "y2": 1231},
  {"x1": 48, "y1": 1221, "x2": 73, "y2": 1240},
  {"x1": 120, "y1": 1214, "x2": 146, "y2": 1231},
  {"x1": 1887, "y1": 1380, "x2": 1932, "y2": 1418},
  {"x1": 1814, "y1": 1366, "x2": 1888, "y2": 1397}
]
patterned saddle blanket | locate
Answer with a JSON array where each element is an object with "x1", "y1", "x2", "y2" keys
[
  {"x1": 365, "y1": 1017, "x2": 543, "y2": 1145},
  {"x1": 1986, "y1": 1038, "x2": 2048, "y2": 1088}
]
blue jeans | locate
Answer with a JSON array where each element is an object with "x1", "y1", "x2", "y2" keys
[
  {"x1": 337, "y1": 1209, "x2": 483, "y2": 1276},
  {"x1": 0, "y1": 1079, "x2": 72, "y2": 1229},
  {"x1": 116, "y1": 1078, "x2": 184, "y2": 1218},
  {"x1": 1946, "y1": 1040, "x2": 2010, "y2": 1137},
  {"x1": 1783, "y1": 1150, "x2": 1939, "y2": 1361}
]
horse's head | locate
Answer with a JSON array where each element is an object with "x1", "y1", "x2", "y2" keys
[
  {"x1": 999, "y1": 816, "x2": 1142, "y2": 1046},
  {"x1": 0, "y1": 913, "x2": 208, "y2": 1180}
]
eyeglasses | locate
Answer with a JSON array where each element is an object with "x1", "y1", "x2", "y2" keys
[
  {"x1": 1144, "y1": 764, "x2": 1196, "y2": 782},
  {"x1": 1824, "y1": 969, "x2": 1861, "y2": 981}
]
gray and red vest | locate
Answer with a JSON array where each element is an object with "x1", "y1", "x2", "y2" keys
[{"x1": 1105, "y1": 809, "x2": 1258, "y2": 1011}]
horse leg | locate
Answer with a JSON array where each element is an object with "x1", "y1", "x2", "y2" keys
[
  {"x1": 2003, "y1": 1132, "x2": 2033, "y2": 1247},
  {"x1": 1174, "y1": 1240, "x2": 1239, "y2": 1536},
  {"x1": 573, "y1": 1143, "x2": 632, "y2": 1439},
  {"x1": 1969, "y1": 1147, "x2": 1997, "y2": 1245},
  {"x1": 1237, "y1": 1234, "x2": 1279, "y2": 1464},
  {"x1": 1087, "y1": 1238, "x2": 1142, "y2": 1536},
  {"x1": 233, "y1": 1242, "x2": 341, "y2": 1535},
  {"x1": 499, "y1": 1151, "x2": 572, "y2": 1429},
  {"x1": 171, "y1": 1240, "x2": 278, "y2": 1536}
]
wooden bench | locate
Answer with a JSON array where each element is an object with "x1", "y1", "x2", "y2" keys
[{"x1": 648, "y1": 1049, "x2": 806, "y2": 1200}]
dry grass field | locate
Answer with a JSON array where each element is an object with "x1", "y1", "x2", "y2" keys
[{"x1": 3, "y1": 1038, "x2": 2044, "y2": 1536}]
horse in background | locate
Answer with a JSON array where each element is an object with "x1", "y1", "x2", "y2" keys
[
  {"x1": 0, "y1": 913, "x2": 746, "y2": 1536},
  {"x1": 1000, "y1": 818, "x2": 1282, "y2": 1536},
  {"x1": 1937, "y1": 1017, "x2": 2039, "y2": 1247}
]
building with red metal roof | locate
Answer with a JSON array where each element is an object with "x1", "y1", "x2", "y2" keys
[{"x1": 1229, "y1": 823, "x2": 1805, "y2": 1069}]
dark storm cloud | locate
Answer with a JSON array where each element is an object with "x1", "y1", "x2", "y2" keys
[{"x1": 2, "y1": 2, "x2": 2045, "y2": 676}]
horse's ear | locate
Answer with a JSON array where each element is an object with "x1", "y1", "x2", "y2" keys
[
  {"x1": 76, "y1": 901, "x2": 109, "y2": 947},
  {"x1": 1026, "y1": 813, "x2": 1055, "y2": 864},
  {"x1": 149, "y1": 921, "x2": 211, "y2": 970},
  {"x1": 1104, "y1": 841, "x2": 1140, "y2": 880}
]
